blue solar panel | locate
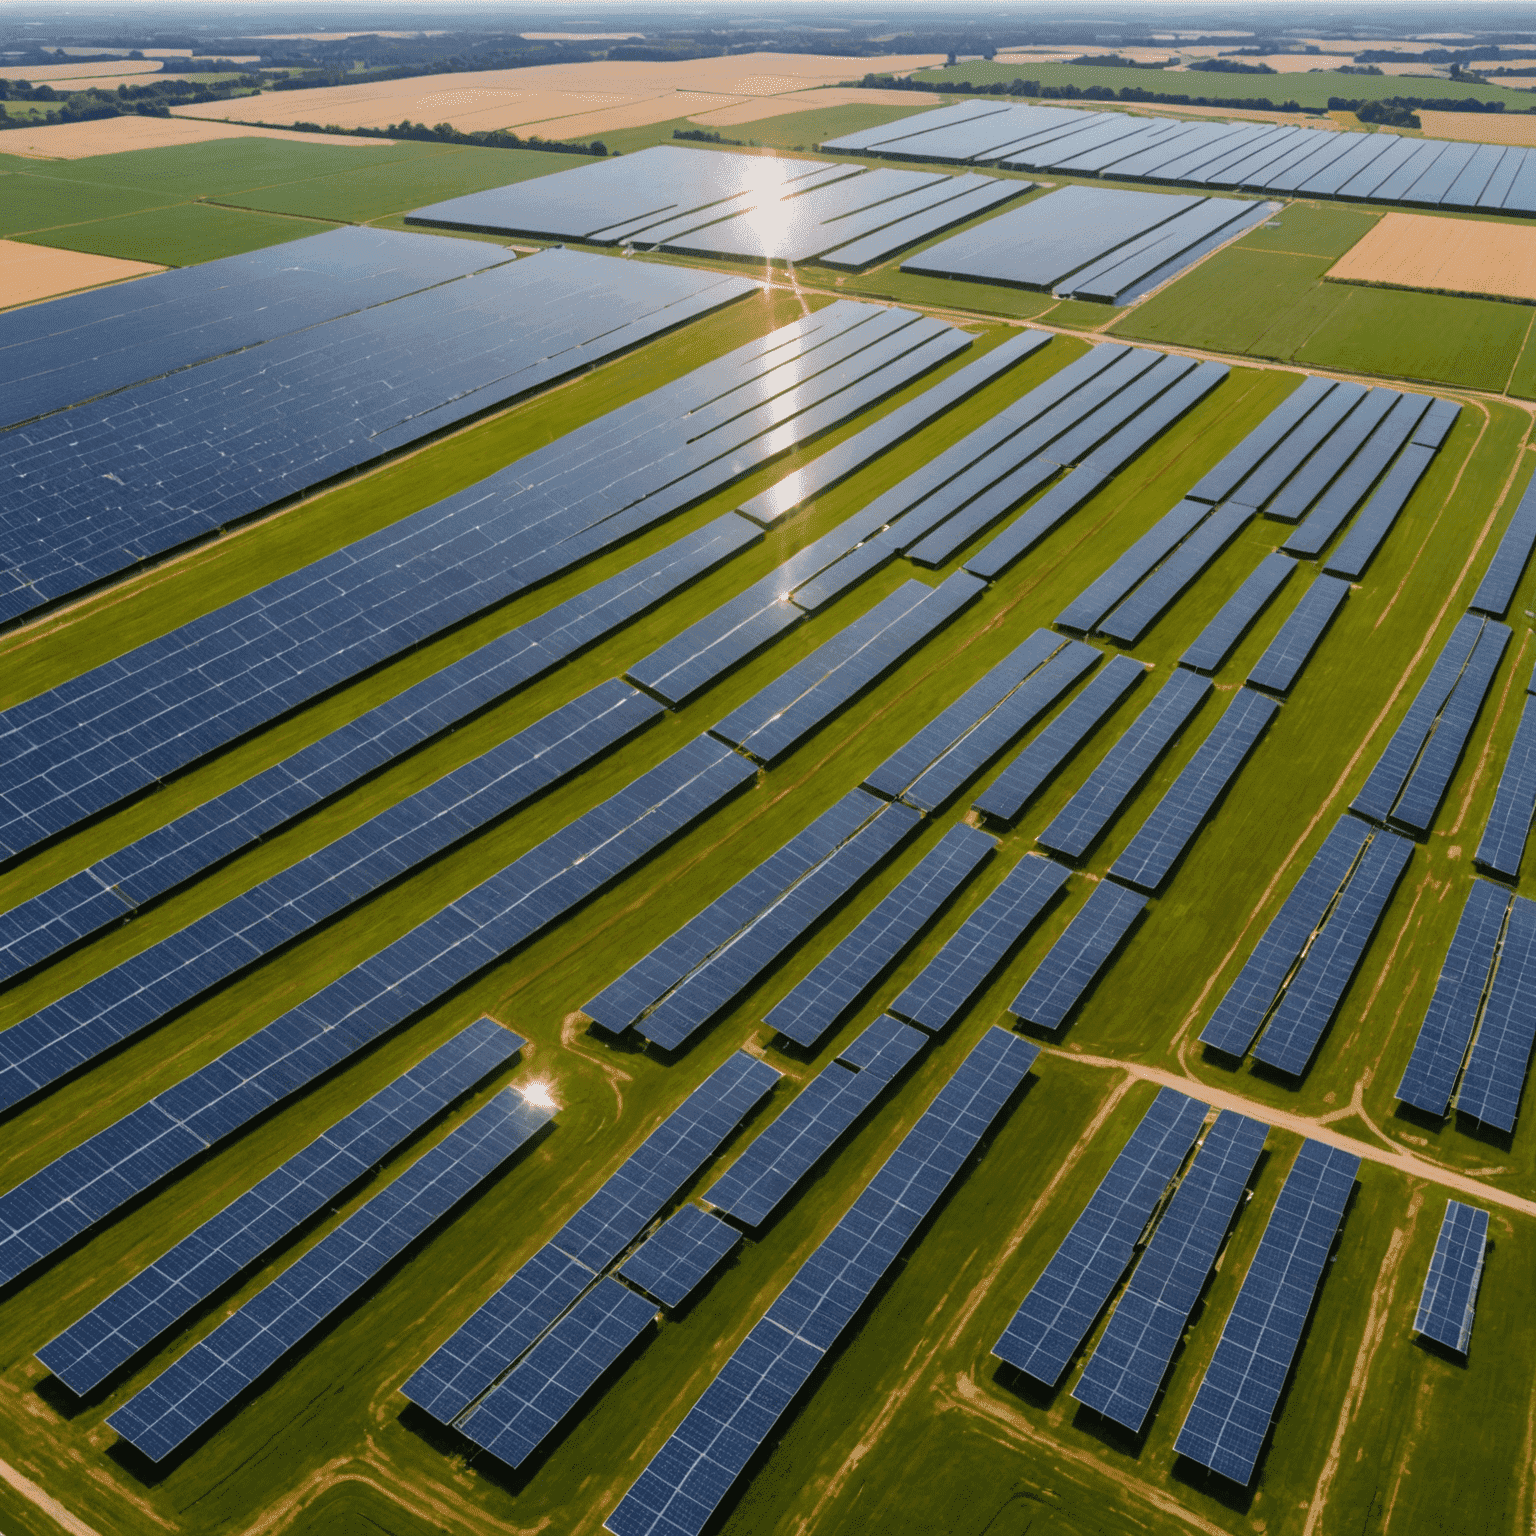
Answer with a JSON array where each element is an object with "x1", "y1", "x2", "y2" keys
[
  {"x1": 1470, "y1": 476, "x2": 1536, "y2": 620},
  {"x1": 820, "y1": 176, "x2": 1033, "y2": 270},
  {"x1": 37, "y1": 1018, "x2": 517, "y2": 1396},
  {"x1": 1038, "y1": 668, "x2": 1211, "y2": 860},
  {"x1": 1180, "y1": 554, "x2": 1297, "y2": 675},
  {"x1": 106, "y1": 1083, "x2": 555, "y2": 1462},
  {"x1": 1056, "y1": 499, "x2": 1211, "y2": 635},
  {"x1": 766, "y1": 825, "x2": 994, "y2": 1048},
  {"x1": 1413, "y1": 1201, "x2": 1488, "y2": 1355},
  {"x1": 1073, "y1": 1110, "x2": 1267, "y2": 1433},
  {"x1": 1397, "y1": 880, "x2": 1511, "y2": 1117},
  {"x1": 962, "y1": 465, "x2": 1115, "y2": 581},
  {"x1": 1109, "y1": 688, "x2": 1279, "y2": 894},
  {"x1": 1265, "y1": 388, "x2": 1401, "y2": 522},
  {"x1": 1199, "y1": 816, "x2": 1371, "y2": 1059},
  {"x1": 618, "y1": 1205, "x2": 742, "y2": 1308},
  {"x1": 607, "y1": 1026, "x2": 1037, "y2": 1536},
  {"x1": 1456, "y1": 892, "x2": 1536, "y2": 1132},
  {"x1": 1321, "y1": 444, "x2": 1438, "y2": 581},
  {"x1": 0, "y1": 736, "x2": 751, "y2": 1289},
  {"x1": 1245, "y1": 574, "x2": 1350, "y2": 694},
  {"x1": 402, "y1": 1051, "x2": 778, "y2": 1424},
  {"x1": 1412, "y1": 398, "x2": 1462, "y2": 450},
  {"x1": 1186, "y1": 376, "x2": 1338, "y2": 505},
  {"x1": 1174, "y1": 1140, "x2": 1358, "y2": 1486},
  {"x1": 993, "y1": 1088, "x2": 1208, "y2": 1386},
  {"x1": 1009, "y1": 879, "x2": 1148, "y2": 1031},
  {"x1": 1476, "y1": 694, "x2": 1536, "y2": 879},
  {"x1": 1251, "y1": 827, "x2": 1413, "y2": 1077},
  {"x1": 890, "y1": 854, "x2": 1071, "y2": 1032},
  {"x1": 974, "y1": 656, "x2": 1147, "y2": 824}
]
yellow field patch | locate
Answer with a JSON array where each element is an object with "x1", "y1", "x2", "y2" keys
[
  {"x1": 1418, "y1": 111, "x2": 1536, "y2": 147},
  {"x1": 1326, "y1": 209, "x2": 1536, "y2": 304},
  {"x1": 0, "y1": 239, "x2": 161, "y2": 307},
  {"x1": 0, "y1": 116, "x2": 394, "y2": 159},
  {"x1": 685, "y1": 85, "x2": 927, "y2": 127},
  {"x1": 2, "y1": 58, "x2": 163, "y2": 83}
]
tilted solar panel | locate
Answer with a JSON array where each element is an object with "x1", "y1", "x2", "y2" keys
[
  {"x1": 1476, "y1": 694, "x2": 1536, "y2": 879},
  {"x1": 1246, "y1": 574, "x2": 1350, "y2": 694},
  {"x1": 1009, "y1": 878, "x2": 1148, "y2": 1031},
  {"x1": 1469, "y1": 477, "x2": 1536, "y2": 620},
  {"x1": 1455, "y1": 893, "x2": 1536, "y2": 1132},
  {"x1": 618, "y1": 1205, "x2": 741, "y2": 1308},
  {"x1": 1321, "y1": 443, "x2": 1438, "y2": 581},
  {"x1": 1413, "y1": 1200, "x2": 1488, "y2": 1355},
  {"x1": 1179, "y1": 554, "x2": 1297, "y2": 675}
]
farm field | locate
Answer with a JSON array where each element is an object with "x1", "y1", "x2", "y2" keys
[{"x1": 1326, "y1": 210, "x2": 1536, "y2": 304}]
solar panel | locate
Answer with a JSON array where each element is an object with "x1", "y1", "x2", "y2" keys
[
  {"x1": 1245, "y1": 574, "x2": 1350, "y2": 693},
  {"x1": 765, "y1": 825, "x2": 994, "y2": 1048},
  {"x1": 106, "y1": 1084, "x2": 555, "y2": 1462},
  {"x1": 1265, "y1": 389, "x2": 1400, "y2": 522},
  {"x1": 819, "y1": 176, "x2": 1029, "y2": 269},
  {"x1": 992, "y1": 1088, "x2": 1208, "y2": 1385},
  {"x1": 1199, "y1": 815, "x2": 1371, "y2": 1059},
  {"x1": 974, "y1": 656, "x2": 1147, "y2": 825},
  {"x1": 0, "y1": 736, "x2": 752, "y2": 1288},
  {"x1": 606, "y1": 1026, "x2": 1037, "y2": 1536},
  {"x1": 1251, "y1": 827, "x2": 1413, "y2": 1077},
  {"x1": 1412, "y1": 398, "x2": 1462, "y2": 450},
  {"x1": 1413, "y1": 1201, "x2": 1488, "y2": 1355},
  {"x1": 1174, "y1": 1140, "x2": 1358, "y2": 1486},
  {"x1": 1073, "y1": 1110, "x2": 1267, "y2": 1433},
  {"x1": 1057, "y1": 499, "x2": 1212, "y2": 635},
  {"x1": 1180, "y1": 554, "x2": 1297, "y2": 675},
  {"x1": 1038, "y1": 668, "x2": 1211, "y2": 860},
  {"x1": 618, "y1": 1206, "x2": 741, "y2": 1308},
  {"x1": 1321, "y1": 443, "x2": 1439, "y2": 581},
  {"x1": 37, "y1": 1018, "x2": 518, "y2": 1397},
  {"x1": 1009, "y1": 879, "x2": 1148, "y2": 1031},
  {"x1": 1455, "y1": 892, "x2": 1536, "y2": 1131},
  {"x1": 1064, "y1": 200, "x2": 1268, "y2": 305},
  {"x1": 1396, "y1": 880, "x2": 1511, "y2": 1117},
  {"x1": 1469, "y1": 477, "x2": 1536, "y2": 619},
  {"x1": 402, "y1": 1051, "x2": 777, "y2": 1423},
  {"x1": 890, "y1": 853, "x2": 1071, "y2": 1032},
  {"x1": 963, "y1": 465, "x2": 1115, "y2": 581},
  {"x1": 1109, "y1": 688, "x2": 1279, "y2": 894},
  {"x1": 1186, "y1": 376, "x2": 1337, "y2": 505},
  {"x1": 1476, "y1": 694, "x2": 1536, "y2": 878}
]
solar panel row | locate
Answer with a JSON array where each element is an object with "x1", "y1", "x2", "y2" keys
[
  {"x1": 618, "y1": 1204, "x2": 742, "y2": 1309},
  {"x1": 0, "y1": 682, "x2": 659, "y2": 1116},
  {"x1": 0, "y1": 737, "x2": 754, "y2": 1287},
  {"x1": 1056, "y1": 498, "x2": 1210, "y2": 636},
  {"x1": 1009, "y1": 878, "x2": 1148, "y2": 1031},
  {"x1": 1179, "y1": 554, "x2": 1297, "y2": 676},
  {"x1": 107, "y1": 1081, "x2": 556, "y2": 1462},
  {"x1": 37, "y1": 1017, "x2": 518, "y2": 1396},
  {"x1": 890, "y1": 853, "x2": 1071, "y2": 1032},
  {"x1": 1109, "y1": 687, "x2": 1280, "y2": 894},
  {"x1": 962, "y1": 466, "x2": 1114, "y2": 581},
  {"x1": 1320, "y1": 444, "x2": 1440, "y2": 580},
  {"x1": 1187, "y1": 376, "x2": 1337, "y2": 507},
  {"x1": 1174, "y1": 1140, "x2": 1358, "y2": 1486},
  {"x1": 1469, "y1": 476, "x2": 1536, "y2": 620},
  {"x1": 1455, "y1": 891, "x2": 1536, "y2": 1132},
  {"x1": 818, "y1": 176, "x2": 1027, "y2": 270},
  {"x1": 1475, "y1": 693, "x2": 1536, "y2": 879},
  {"x1": 992, "y1": 1087, "x2": 1208, "y2": 1386},
  {"x1": 1265, "y1": 387, "x2": 1400, "y2": 522},
  {"x1": 402, "y1": 1051, "x2": 779, "y2": 1424},
  {"x1": 1246, "y1": 574, "x2": 1351, "y2": 694},
  {"x1": 1413, "y1": 1200, "x2": 1488, "y2": 1355},
  {"x1": 766, "y1": 824, "x2": 994, "y2": 1048},
  {"x1": 605, "y1": 1026, "x2": 1038, "y2": 1536},
  {"x1": 1073, "y1": 1109, "x2": 1267, "y2": 1433}
]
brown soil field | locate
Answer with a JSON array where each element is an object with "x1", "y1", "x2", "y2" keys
[
  {"x1": 0, "y1": 238, "x2": 161, "y2": 307},
  {"x1": 686, "y1": 85, "x2": 931, "y2": 126},
  {"x1": 1419, "y1": 110, "x2": 1536, "y2": 146},
  {"x1": 1326, "y1": 209, "x2": 1536, "y2": 303},
  {"x1": 1, "y1": 116, "x2": 394, "y2": 158}
]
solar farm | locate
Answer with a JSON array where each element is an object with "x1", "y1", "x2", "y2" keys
[{"x1": 5, "y1": 53, "x2": 1536, "y2": 1536}]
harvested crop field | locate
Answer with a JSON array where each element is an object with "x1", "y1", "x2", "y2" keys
[
  {"x1": 685, "y1": 85, "x2": 926, "y2": 126},
  {"x1": 1418, "y1": 109, "x2": 1536, "y2": 147},
  {"x1": 0, "y1": 238, "x2": 161, "y2": 306},
  {"x1": 0, "y1": 115, "x2": 394, "y2": 159},
  {"x1": 1327, "y1": 210, "x2": 1536, "y2": 304}
]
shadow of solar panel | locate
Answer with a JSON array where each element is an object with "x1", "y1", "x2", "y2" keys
[
  {"x1": 607, "y1": 1026, "x2": 1036, "y2": 1536},
  {"x1": 618, "y1": 1205, "x2": 741, "y2": 1308},
  {"x1": 1038, "y1": 668, "x2": 1211, "y2": 860},
  {"x1": 1476, "y1": 695, "x2": 1536, "y2": 879},
  {"x1": 460, "y1": 1277, "x2": 658, "y2": 1467},
  {"x1": 37, "y1": 1018, "x2": 517, "y2": 1396},
  {"x1": 1199, "y1": 815, "x2": 1370, "y2": 1059},
  {"x1": 1174, "y1": 1140, "x2": 1357, "y2": 1486},
  {"x1": 1245, "y1": 574, "x2": 1349, "y2": 694},
  {"x1": 1321, "y1": 443, "x2": 1438, "y2": 581},
  {"x1": 974, "y1": 655, "x2": 1147, "y2": 825},
  {"x1": 992, "y1": 1087, "x2": 1207, "y2": 1386},
  {"x1": 106, "y1": 1085, "x2": 554, "y2": 1462},
  {"x1": 1456, "y1": 892, "x2": 1536, "y2": 1132},
  {"x1": 0, "y1": 738, "x2": 751, "y2": 1289},
  {"x1": 1181, "y1": 554, "x2": 1297, "y2": 675},
  {"x1": 1252, "y1": 827, "x2": 1413, "y2": 1078},
  {"x1": 1413, "y1": 1200, "x2": 1487, "y2": 1355},
  {"x1": 1109, "y1": 688, "x2": 1279, "y2": 894},
  {"x1": 1186, "y1": 376, "x2": 1337, "y2": 506},
  {"x1": 1470, "y1": 477, "x2": 1536, "y2": 620},
  {"x1": 0, "y1": 683, "x2": 659, "y2": 1116},
  {"x1": 765, "y1": 826, "x2": 993, "y2": 1048},
  {"x1": 1073, "y1": 1110, "x2": 1266, "y2": 1433},
  {"x1": 1009, "y1": 879, "x2": 1147, "y2": 1031},
  {"x1": 890, "y1": 853, "x2": 1070, "y2": 1032}
]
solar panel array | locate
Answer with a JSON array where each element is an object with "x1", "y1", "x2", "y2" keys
[
  {"x1": 889, "y1": 853, "x2": 1071, "y2": 1032},
  {"x1": 1469, "y1": 476, "x2": 1536, "y2": 619},
  {"x1": 1476, "y1": 688, "x2": 1536, "y2": 879},
  {"x1": 705, "y1": 1015, "x2": 925, "y2": 1227},
  {"x1": 825, "y1": 101, "x2": 1536, "y2": 220},
  {"x1": 1057, "y1": 498, "x2": 1210, "y2": 635},
  {"x1": 1179, "y1": 554, "x2": 1297, "y2": 675},
  {"x1": 618, "y1": 1205, "x2": 742, "y2": 1309},
  {"x1": 407, "y1": 144, "x2": 1029, "y2": 268},
  {"x1": 1455, "y1": 892, "x2": 1536, "y2": 1132},
  {"x1": 1109, "y1": 687, "x2": 1279, "y2": 894},
  {"x1": 0, "y1": 249, "x2": 759, "y2": 626},
  {"x1": 1319, "y1": 445, "x2": 1440, "y2": 580},
  {"x1": 1246, "y1": 575, "x2": 1351, "y2": 694},
  {"x1": 765, "y1": 825, "x2": 994, "y2": 1048},
  {"x1": 0, "y1": 301, "x2": 965, "y2": 861},
  {"x1": 0, "y1": 682, "x2": 659, "y2": 1115},
  {"x1": 606, "y1": 1027, "x2": 1037, "y2": 1536},
  {"x1": 0, "y1": 737, "x2": 753, "y2": 1287},
  {"x1": 107, "y1": 1082, "x2": 555, "y2": 1462},
  {"x1": 992, "y1": 1088, "x2": 1207, "y2": 1386},
  {"x1": 37, "y1": 1018, "x2": 518, "y2": 1396},
  {"x1": 1174, "y1": 1140, "x2": 1358, "y2": 1486},
  {"x1": 1413, "y1": 1200, "x2": 1488, "y2": 1355},
  {"x1": 1073, "y1": 1109, "x2": 1267, "y2": 1433},
  {"x1": 1038, "y1": 668, "x2": 1212, "y2": 860},
  {"x1": 402, "y1": 1052, "x2": 778, "y2": 1424},
  {"x1": 1009, "y1": 878, "x2": 1148, "y2": 1031}
]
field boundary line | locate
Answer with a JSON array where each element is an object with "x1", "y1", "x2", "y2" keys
[{"x1": 0, "y1": 1456, "x2": 102, "y2": 1536}]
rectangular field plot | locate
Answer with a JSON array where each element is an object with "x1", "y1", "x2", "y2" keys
[{"x1": 1327, "y1": 212, "x2": 1536, "y2": 304}]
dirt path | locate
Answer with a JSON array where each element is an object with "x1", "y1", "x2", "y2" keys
[{"x1": 0, "y1": 1456, "x2": 103, "y2": 1536}]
